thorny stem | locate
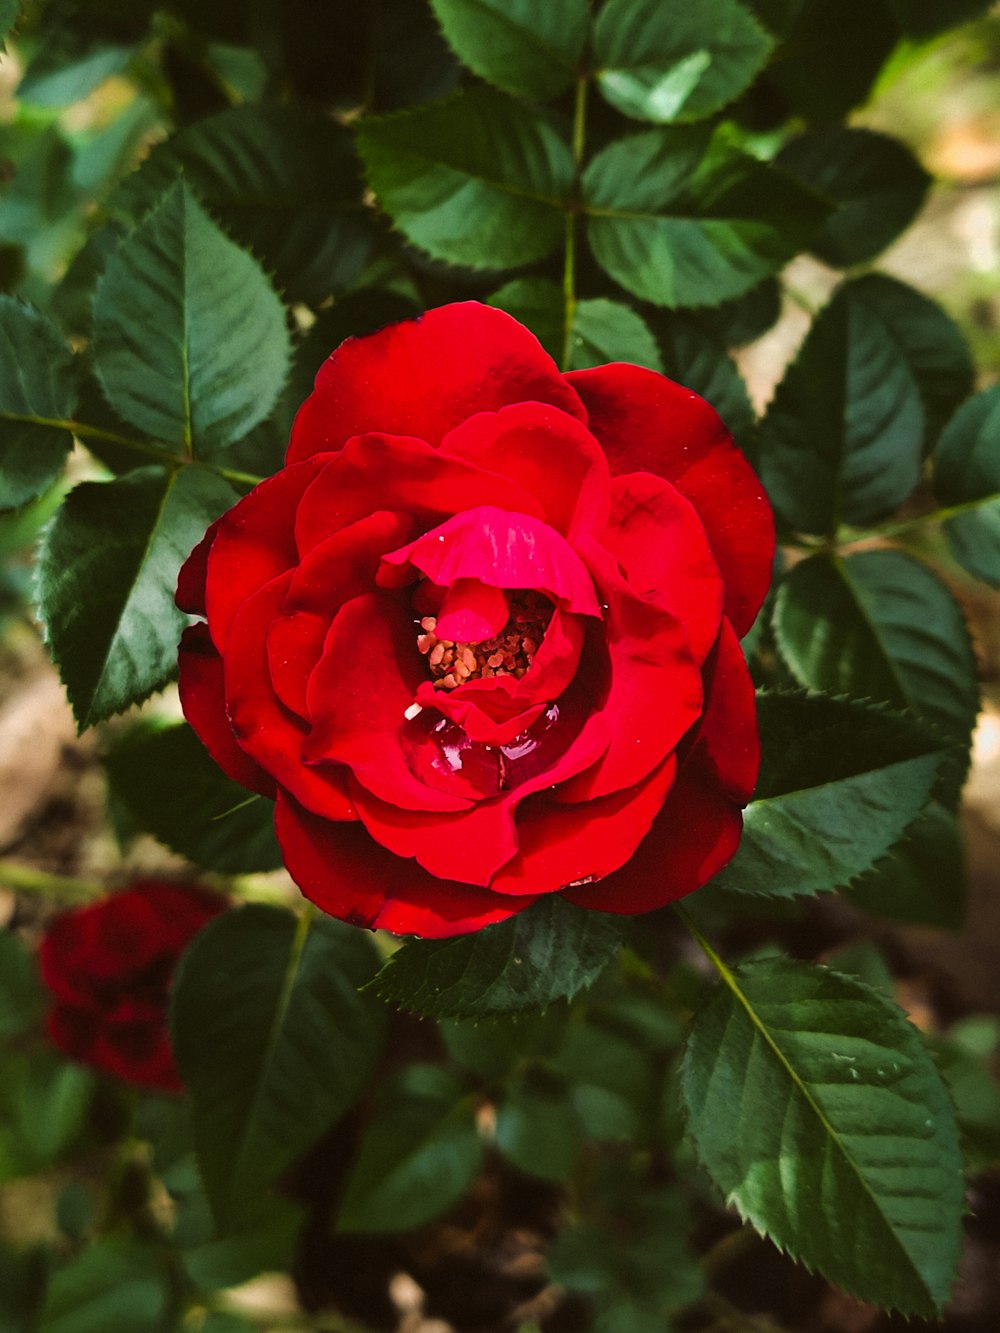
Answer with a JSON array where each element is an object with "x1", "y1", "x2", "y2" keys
[{"x1": 560, "y1": 72, "x2": 589, "y2": 373}]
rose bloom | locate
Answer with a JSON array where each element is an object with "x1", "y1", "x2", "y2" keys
[
  {"x1": 177, "y1": 303, "x2": 773, "y2": 938},
  {"x1": 39, "y1": 881, "x2": 224, "y2": 1091}
]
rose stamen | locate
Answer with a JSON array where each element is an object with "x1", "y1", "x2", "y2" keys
[{"x1": 416, "y1": 588, "x2": 554, "y2": 690}]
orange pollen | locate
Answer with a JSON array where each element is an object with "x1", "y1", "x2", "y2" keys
[{"x1": 416, "y1": 589, "x2": 554, "y2": 689}]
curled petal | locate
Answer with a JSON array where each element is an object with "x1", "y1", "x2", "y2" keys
[
  {"x1": 286, "y1": 510, "x2": 417, "y2": 616},
  {"x1": 567, "y1": 364, "x2": 774, "y2": 636},
  {"x1": 287, "y1": 301, "x2": 586, "y2": 463},
  {"x1": 267, "y1": 612, "x2": 327, "y2": 721},
  {"x1": 176, "y1": 518, "x2": 222, "y2": 615}
]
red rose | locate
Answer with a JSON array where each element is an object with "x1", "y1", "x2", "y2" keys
[
  {"x1": 39, "y1": 881, "x2": 225, "y2": 1091},
  {"x1": 177, "y1": 303, "x2": 773, "y2": 938}
]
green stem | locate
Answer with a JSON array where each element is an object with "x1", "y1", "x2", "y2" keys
[
  {"x1": 836, "y1": 492, "x2": 999, "y2": 546},
  {"x1": 0, "y1": 411, "x2": 264, "y2": 490},
  {"x1": 560, "y1": 72, "x2": 589, "y2": 373},
  {"x1": 0, "y1": 860, "x2": 104, "y2": 903},
  {"x1": 673, "y1": 900, "x2": 734, "y2": 984}
]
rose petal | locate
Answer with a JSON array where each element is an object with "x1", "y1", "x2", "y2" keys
[
  {"x1": 205, "y1": 455, "x2": 331, "y2": 653},
  {"x1": 287, "y1": 301, "x2": 587, "y2": 463},
  {"x1": 294, "y1": 433, "x2": 543, "y2": 556},
  {"x1": 176, "y1": 518, "x2": 222, "y2": 615},
  {"x1": 603, "y1": 472, "x2": 724, "y2": 663},
  {"x1": 286, "y1": 510, "x2": 417, "y2": 616},
  {"x1": 267, "y1": 612, "x2": 328, "y2": 721},
  {"x1": 275, "y1": 790, "x2": 535, "y2": 938},
  {"x1": 441, "y1": 402, "x2": 610, "y2": 539},
  {"x1": 688, "y1": 618, "x2": 759, "y2": 803},
  {"x1": 178, "y1": 623, "x2": 276, "y2": 797},
  {"x1": 566, "y1": 364, "x2": 774, "y2": 636},
  {"x1": 435, "y1": 579, "x2": 510, "y2": 642},
  {"x1": 224, "y1": 572, "x2": 358, "y2": 822}
]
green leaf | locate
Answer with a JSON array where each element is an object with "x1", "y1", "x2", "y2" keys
[
  {"x1": 38, "y1": 466, "x2": 239, "y2": 729},
  {"x1": 0, "y1": 1, "x2": 18, "y2": 51},
  {"x1": 696, "y1": 277, "x2": 781, "y2": 347},
  {"x1": 776, "y1": 128, "x2": 929, "y2": 268},
  {"x1": 495, "y1": 1068, "x2": 583, "y2": 1179},
  {"x1": 933, "y1": 382, "x2": 1000, "y2": 587},
  {"x1": 109, "y1": 106, "x2": 372, "y2": 304},
  {"x1": 713, "y1": 692, "x2": 945, "y2": 899},
  {"x1": 594, "y1": 0, "x2": 772, "y2": 124},
  {"x1": 178, "y1": 1191, "x2": 303, "y2": 1291},
  {"x1": 849, "y1": 800, "x2": 966, "y2": 930},
  {"x1": 429, "y1": 0, "x2": 588, "y2": 100},
  {"x1": 584, "y1": 125, "x2": 828, "y2": 309},
  {"x1": 171, "y1": 905, "x2": 386, "y2": 1227},
  {"x1": 571, "y1": 300, "x2": 664, "y2": 372},
  {"x1": 19, "y1": 38, "x2": 137, "y2": 108},
  {"x1": 93, "y1": 181, "x2": 290, "y2": 452},
  {"x1": 0, "y1": 932, "x2": 43, "y2": 1039},
  {"x1": 0, "y1": 297, "x2": 76, "y2": 511},
  {"x1": 0, "y1": 1051, "x2": 93, "y2": 1179},
  {"x1": 759, "y1": 282, "x2": 929, "y2": 534},
  {"x1": 337, "y1": 1064, "x2": 483, "y2": 1232},
  {"x1": 358, "y1": 87, "x2": 573, "y2": 271},
  {"x1": 772, "y1": 552, "x2": 980, "y2": 766},
  {"x1": 0, "y1": 1242, "x2": 47, "y2": 1333},
  {"x1": 681, "y1": 956, "x2": 964, "y2": 1316},
  {"x1": 40, "y1": 1239, "x2": 167, "y2": 1333},
  {"x1": 487, "y1": 277, "x2": 564, "y2": 361},
  {"x1": 886, "y1": 0, "x2": 992, "y2": 37},
  {"x1": 105, "y1": 722, "x2": 282, "y2": 874},
  {"x1": 653, "y1": 312, "x2": 754, "y2": 443},
  {"x1": 366, "y1": 896, "x2": 626, "y2": 1018}
]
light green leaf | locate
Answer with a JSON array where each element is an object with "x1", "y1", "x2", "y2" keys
[
  {"x1": 584, "y1": 126, "x2": 828, "y2": 308},
  {"x1": 358, "y1": 87, "x2": 573, "y2": 271},
  {"x1": 571, "y1": 300, "x2": 664, "y2": 371},
  {"x1": 93, "y1": 181, "x2": 290, "y2": 452},
  {"x1": 594, "y1": 0, "x2": 772, "y2": 123},
  {"x1": 40, "y1": 1239, "x2": 167, "y2": 1333},
  {"x1": 337, "y1": 1064, "x2": 482, "y2": 1232},
  {"x1": 19, "y1": 39, "x2": 137, "y2": 107},
  {"x1": 713, "y1": 692, "x2": 945, "y2": 899},
  {"x1": 105, "y1": 721, "x2": 282, "y2": 874},
  {"x1": 0, "y1": 297, "x2": 76, "y2": 511},
  {"x1": 429, "y1": 0, "x2": 588, "y2": 99},
  {"x1": 681, "y1": 956, "x2": 964, "y2": 1316},
  {"x1": 0, "y1": 1051, "x2": 93, "y2": 1179},
  {"x1": 495, "y1": 1069, "x2": 583, "y2": 1179},
  {"x1": 171, "y1": 905, "x2": 386, "y2": 1227},
  {"x1": 366, "y1": 896, "x2": 626, "y2": 1018},
  {"x1": 38, "y1": 465, "x2": 239, "y2": 729},
  {"x1": 933, "y1": 382, "x2": 1000, "y2": 587}
]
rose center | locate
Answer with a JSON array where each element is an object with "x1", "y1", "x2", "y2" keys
[{"x1": 415, "y1": 588, "x2": 554, "y2": 690}]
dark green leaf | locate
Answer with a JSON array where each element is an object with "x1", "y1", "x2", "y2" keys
[
  {"x1": 40, "y1": 1239, "x2": 167, "y2": 1333},
  {"x1": 108, "y1": 106, "x2": 372, "y2": 304},
  {"x1": 886, "y1": 0, "x2": 992, "y2": 37},
  {"x1": 550, "y1": 1020, "x2": 656, "y2": 1141},
  {"x1": 696, "y1": 277, "x2": 781, "y2": 347},
  {"x1": 653, "y1": 312, "x2": 754, "y2": 443},
  {"x1": 179, "y1": 1191, "x2": 303, "y2": 1291},
  {"x1": 0, "y1": 1242, "x2": 47, "y2": 1333},
  {"x1": 495, "y1": 1069, "x2": 583, "y2": 1179},
  {"x1": 0, "y1": 297, "x2": 76, "y2": 511},
  {"x1": 39, "y1": 466, "x2": 238, "y2": 729},
  {"x1": 0, "y1": 932, "x2": 43, "y2": 1039},
  {"x1": 93, "y1": 181, "x2": 290, "y2": 452},
  {"x1": 337, "y1": 1064, "x2": 482, "y2": 1232},
  {"x1": 713, "y1": 692, "x2": 944, "y2": 898},
  {"x1": 584, "y1": 125, "x2": 828, "y2": 308},
  {"x1": 773, "y1": 552, "x2": 979, "y2": 764},
  {"x1": 105, "y1": 722, "x2": 282, "y2": 874},
  {"x1": 171, "y1": 905, "x2": 386, "y2": 1226},
  {"x1": 487, "y1": 277, "x2": 564, "y2": 361},
  {"x1": 681, "y1": 956, "x2": 964, "y2": 1316},
  {"x1": 367, "y1": 896, "x2": 626, "y2": 1018},
  {"x1": 933, "y1": 382, "x2": 1000, "y2": 587},
  {"x1": 776, "y1": 127, "x2": 929, "y2": 267},
  {"x1": 0, "y1": 1050, "x2": 92, "y2": 1179},
  {"x1": 758, "y1": 282, "x2": 927, "y2": 534},
  {"x1": 358, "y1": 87, "x2": 573, "y2": 271},
  {"x1": 933, "y1": 1017, "x2": 1000, "y2": 1171},
  {"x1": 429, "y1": 0, "x2": 588, "y2": 100},
  {"x1": 440, "y1": 1008, "x2": 569, "y2": 1081},
  {"x1": 850, "y1": 801, "x2": 966, "y2": 930},
  {"x1": 571, "y1": 299, "x2": 663, "y2": 371},
  {"x1": 0, "y1": 1, "x2": 18, "y2": 51},
  {"x1": 594, "y1": 0, "x2": 772, "y2": 123}
]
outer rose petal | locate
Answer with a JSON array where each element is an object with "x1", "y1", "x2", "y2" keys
[
  {"x1": 440, "y1": 403, "x2": 611, "y2": 539},
  {"x1": 176, "y1": 518, "x2": 222, "y2": 615},
  {"x1": 179, "y1": 623, "x2": 276, "y2": 798},
  {"x1": 566, "y1": 364, "x2": 774, "y2": 636},
  {"x1": 275, "y1": 791, "x2": 535, "y2": 938},
  {"x1": 286, "y1": 510, "x2": 418, "y2": 616},
  {"x1": 687, "y1": 617, "x2": 759, "y2": 803},
  {"x1": 287, "y1": 302, "x2": 587, "y2": 463}
]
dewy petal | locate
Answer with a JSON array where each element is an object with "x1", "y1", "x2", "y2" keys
[
  {"x1": 294, "y1": 434, "x2": 543, "y2": 556},
  {"x1": 305, "y1": 592, "x2": 473, "y2": 813},
  {"x1": 204, "y1": 455, "x2": 331, "y2": 653},
  {"x1": 178, "y1": 623, "x2": 276, "y2": 798},
  {"x1": 566, "y1": 364, "x2": 774, "y2": 636},
  {"x1": 287, "y1": 301, "x2": 587, "y2": 463},
  {"x1": 379, "y1": 507, "x2": 602, "y2": 618},
  {"x1": 440, "y1": 402, "x2": 611, "y2": 539},
  {"x1": 603, "y1": 472, "x2": 724, "y2": 663},
  {"x1": 275, "y1": 790, "x2": 536, "y2": 939},
  {"x1": 224, "y1": 572, "x2": 358, "y2": 822}
]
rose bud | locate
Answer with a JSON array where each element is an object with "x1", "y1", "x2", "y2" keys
[
  {"x1": 39, "y1": 881, "x2": 225, "y2": 1092},
  {"x1": 177, "y1": 302, "x2": 773, "y2": 938}
]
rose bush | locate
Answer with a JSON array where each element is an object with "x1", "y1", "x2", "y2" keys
[
  {"x1": 39, "y1": 881, "x2": 225, "y2": 1091},
  {"x1": 177, "y1": 303, "x2": 773, "y2": 937}
]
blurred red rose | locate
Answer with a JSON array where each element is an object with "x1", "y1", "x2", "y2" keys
[
  {"x1": 177, "y1": 302, "x2": 773, "y2": 938},
  {"x1": 39, "y1": 881, "x2": 225, "y2": 1092}
]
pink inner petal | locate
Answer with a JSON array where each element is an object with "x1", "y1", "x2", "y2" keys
[{"x1": 434, "y1": 579, "x2": 510, "y2": 642}]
